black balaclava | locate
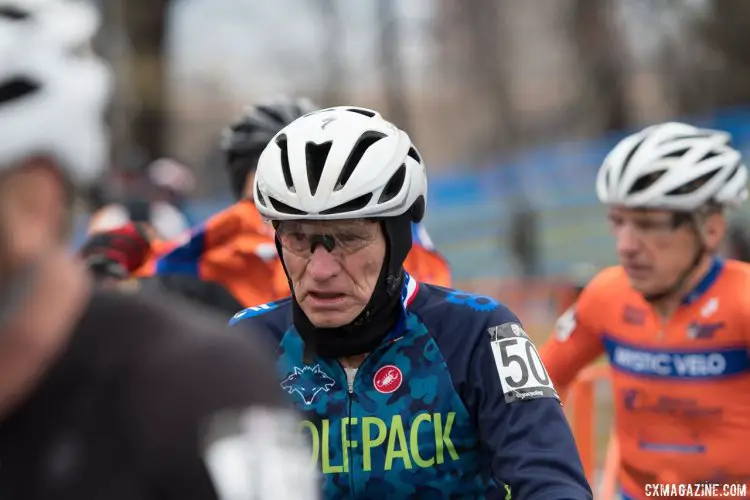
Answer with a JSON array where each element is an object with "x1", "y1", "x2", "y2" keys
[{"x1": 277, "y1": 211, "x2": 416, "y2": 360}]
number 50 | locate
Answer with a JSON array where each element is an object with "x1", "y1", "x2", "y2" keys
[{"x1": 498, "y1": 339, "x2": 551, "y2": 389}]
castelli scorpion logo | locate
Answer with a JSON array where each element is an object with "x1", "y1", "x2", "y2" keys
[{"x1": 373, "y1": 365, "x2": 403, "y2": 394}]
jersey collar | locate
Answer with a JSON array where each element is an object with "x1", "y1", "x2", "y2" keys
[
  {"x1": 400, "y1": 272, "x2": 419, "y2": 309},
  {"x1": 682, "y1": 256, "x2": 723, "y2": 306},
  {"x1": 382, "y1": 272, "x2": 420, "y2": 344}
]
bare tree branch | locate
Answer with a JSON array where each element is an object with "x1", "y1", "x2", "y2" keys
[{"x1": 316, "y1": 0, "x2": 346, "y2": 106}]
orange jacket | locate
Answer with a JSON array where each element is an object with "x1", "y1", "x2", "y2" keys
[
  {"x1": 135, "y1": 200, "x2": 287, "y2": 307},
  {"x1": 404, "y1": 222, "x2": 452, "y2": 288},
  {"x1": 136, "y1": 201, "x2": 452, "y2": 308}
]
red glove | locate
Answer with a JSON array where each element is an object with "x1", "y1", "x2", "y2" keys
[{"x1": 79, "y1": 222, "x2": 151, "y2": 280}]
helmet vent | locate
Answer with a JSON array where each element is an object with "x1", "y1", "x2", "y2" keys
[
  {"x1": 269, "y1": 197, "x2": 306, "y2": 215},
  {"x1": 665, "y1": 168, "x2": 720, "y2": 196},
  {"x1": 347, "y1": 108, "x2": 375, "y2": 118},
  {"x1": 275, "y1": 134, "x2": 295, "y2": 192},
  {"x1": 660, "y1": 148, "x2": 690, "y2": 160},
  {"x1": 334, "y1": 131, "x2": 386, "y2": 191},
  {"x1": 0, "y1": 77, "x2": 39, "y2": 107},
  {"x1": 320, "y1": 193, "x2": 373, "y2": 215},
  {"x1": 0, "y1": 6, "x2": 29, "y2": 20},
  {"x1": 619, "y1": 135, "x2": 647, "y2": 185},
  {"x1": 305, "y1": 141, "x2": 332, "y2": 196},
  {"x1": 378, "y1": 164, "x2": 406, "y2": 204},
  {"x1": 255, "y1": 184, "x2": 267, "y2": 207},
  {"x1": 628, "y1": 170, "x2": 667, "y2": 195},
  {"x1": 407, "y1": 147, "x2": 421, "y2": 164},
  {"x1": 699, "y1": 150, "x2": 720, "y2": 162},
  {"x1": 256, "y1": 105, "x2": 287, "y2": 125}
]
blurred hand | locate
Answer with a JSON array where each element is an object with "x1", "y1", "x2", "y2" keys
[{"x1": 79, "y1": 222, "x2": 152, "y2": 281}]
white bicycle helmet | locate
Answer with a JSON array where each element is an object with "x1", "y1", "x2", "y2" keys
[
  {"x1": 254, "y1": 106, "x2": 427, "y2": 221},
  {"x1": 0, "y1": 0, "x2": 112, "y2": 186},
  {"x1": 596, "y1": 122, "x2": 748, "y2": 211}
]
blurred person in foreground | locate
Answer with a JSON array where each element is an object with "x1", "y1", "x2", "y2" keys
[
  {"x1": 79, "y1": 97, "x2": 452, "y2": 315},
  {"x1": 230, "y1": 106, "x2": 592, "y2": 499},
  {"x1": 540, "y1": 122, "x2": 750, "y2": 498},
  {"x1": 0, "y1": 1, "x2": 315, "y2": 499}
]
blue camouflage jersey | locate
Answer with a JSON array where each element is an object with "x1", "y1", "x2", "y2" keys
[{"x1": 229, "y1": 274, "x2": 591, "y2": 499}]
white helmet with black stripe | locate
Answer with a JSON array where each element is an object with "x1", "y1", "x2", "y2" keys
[
  {"x1": 253, "y1": 106, "x2": 427, "y2": 222},
  {"x1": 253, "y1": 106, "x2": 430, "y2": 358},
  {"x1": 596, "y1": 122, "x2": 748, "y2": 211}
]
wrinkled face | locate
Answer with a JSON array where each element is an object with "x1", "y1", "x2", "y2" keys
[
  {"x1": 277, "y1": 219, "x2": 385, "y2": 328},
  {"x1": 608, "y1": 206, "x2": 724, "y2": 296}
]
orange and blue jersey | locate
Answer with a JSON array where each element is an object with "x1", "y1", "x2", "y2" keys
[
  {"x1": 135, "y1": 200, "x2": 453, "y2": 309},
  {"x1": 540, "y1": 258, "x2": 750, "y2": 498},
  {"x1": 135, "y1": 199, "x2": 287, "y2": 307}
]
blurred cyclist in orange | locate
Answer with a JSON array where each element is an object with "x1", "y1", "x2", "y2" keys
[
  {"x1": 540, "y1": 122, "x2": 750, "y2": 499},
  {"x1": 80, "y1": 96, "x2": 452, "y2": 314}
]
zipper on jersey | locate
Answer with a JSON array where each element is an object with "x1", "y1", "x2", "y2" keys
[
  {"x1": 333, "y1": 359, "x2": 359, "y2": 497},
  {"x1": 333, "y1": 329, "x2": 407, "y2": 497},
  {"x1": 335, "y1": 340, "x2": 394, "y2": 498},
  {"x1": 344, "y1": 367, "x2": 357, "y2": 394}
]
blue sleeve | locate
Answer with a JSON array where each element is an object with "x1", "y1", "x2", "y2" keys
[
  {"x1": 466, "y1": 307, "x2": 592, "y2": 499},
  {"x1": 225, "y1": 301, "x2": 290, "y2": 354}
]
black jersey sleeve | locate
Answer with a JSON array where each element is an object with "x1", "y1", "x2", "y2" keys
[{"x1": 120, "y1": 305, "x2": 317, "y2": 500}]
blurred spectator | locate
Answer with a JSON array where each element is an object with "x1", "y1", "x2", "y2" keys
[
  {"x1": 147, "y1": 157, "x2": 196, "y2": 215},
  {"x1": 87, "y1": 199, "x2": 190, "y2": 241},
  {"x1": 507, "y1": 195, "x2": 540, "y2": 278}
]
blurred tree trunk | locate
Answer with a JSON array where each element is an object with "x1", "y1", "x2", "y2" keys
[
  {"x1": 567, "y1": 0, "x2": 629, "y2": 132},
  {"x1": 122, "y1": 0, "x2": 170, "y2": 170},
  {"x1": 376, "y1": 0, "x2": 411, "y2": 131},
  {"x1": 432, "y1": 0, "x2": 518, "y2": 165},
  {"x1": 316, "y1": 0, "x2": 346, "y2": 107},
  {"x1": 94, "y1": 0, "x2": 132, "y2": 172},
  {"x1": 689, "y1": 1, "x2": 750, "y2": 110},
  {"x1": 653, "y1": 0, "x2": 750, "y2": 115},
  {"x1": 464, "y1": 0, "x2": 516, "y2": 158}
]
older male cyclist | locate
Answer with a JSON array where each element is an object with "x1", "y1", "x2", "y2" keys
[
  {"x1": 230, "y1": 106, "x2": 592, "y2": 499},
  {"x1": 540, "y1": 122, "x2": 750, "y2": 499}
]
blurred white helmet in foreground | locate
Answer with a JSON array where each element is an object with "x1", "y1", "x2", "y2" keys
[
  {"x1": 596, "y1": 122, "x2": 748, "y2": 211},
  {"x1": 0, "y1": 0, "x2": 112, "y2": 185}
]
